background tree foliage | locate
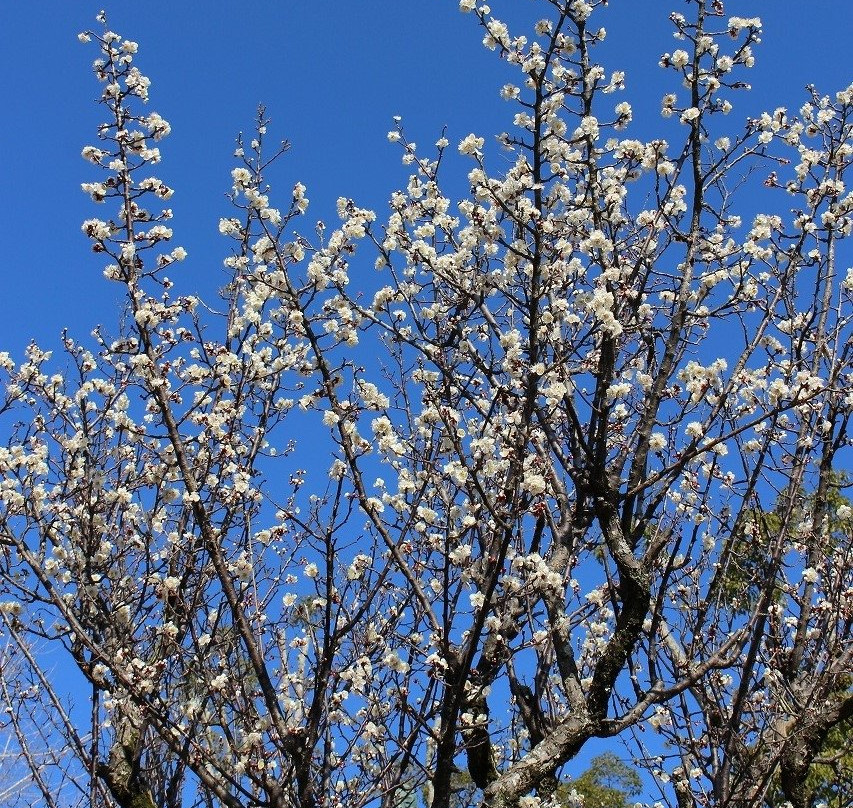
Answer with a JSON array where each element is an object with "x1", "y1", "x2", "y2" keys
[
  {"x1": 557, "y1": 753, "x2": 642, "y2": 808},
  {"x1": 760, "y1": 683, "x2": 852, "y2": 808}
]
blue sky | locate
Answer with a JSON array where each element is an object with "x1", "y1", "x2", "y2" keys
[{"x1": 0, "y1": 1, "x2": 850, "y2": 358}]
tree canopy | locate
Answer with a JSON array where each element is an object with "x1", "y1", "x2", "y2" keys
[{"x1": 0, "y1": 2, "x2": 851, "y2": 808}]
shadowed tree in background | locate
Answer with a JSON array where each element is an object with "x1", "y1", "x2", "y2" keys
[
  {"x1": 630, "y1": 476, "x2": 853, "y2": 808},
  {"x1": 0, "y1": 2, "x2": 851, "y2": 808},
  {"x1": 557, "y1": 753, "x2": 642, "y2": 808}
]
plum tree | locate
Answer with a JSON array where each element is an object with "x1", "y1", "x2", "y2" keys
[{"x1": 0, "y1": 2, "x2": 851, "y2": 807}]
